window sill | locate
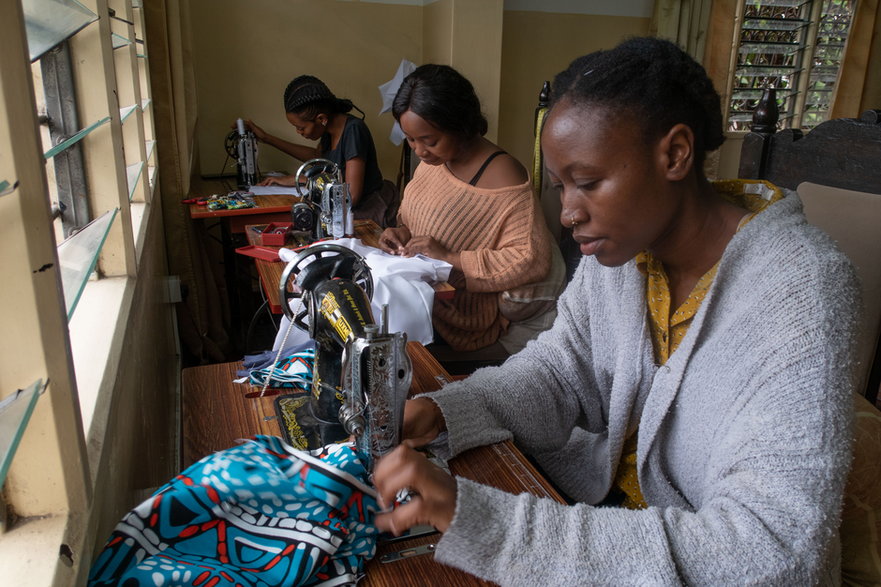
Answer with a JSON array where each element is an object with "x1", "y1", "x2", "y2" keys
[
  {"x1": 68, "y1": 275, "x2": 134, "y2": 468},
  {"x1": 70, "y1": 200, "x2": 151, "y2": 448},
  {"x1": 0, "y1": 514, "x2": 72, "y2": 585}
]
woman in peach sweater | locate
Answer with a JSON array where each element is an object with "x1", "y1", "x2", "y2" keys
[{"x1": 379, "y1": 65, "x2": 556, "y2": 353}]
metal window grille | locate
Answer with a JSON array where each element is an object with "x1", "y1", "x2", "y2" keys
[
  {"x1": 727, "y1": 0, "x2": 856, "y2": 132},
  {"x1": 40, "y1": 41, "x2": 91, "y2": 238}
]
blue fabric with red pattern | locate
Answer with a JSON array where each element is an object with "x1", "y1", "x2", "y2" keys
[{"x1": 88, "y1": 436, "x2": 379, "y2": 586}]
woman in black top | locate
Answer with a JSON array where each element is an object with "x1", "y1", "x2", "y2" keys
[{"x1": 244, "y1": 75, "x2": 398, "y2": 226}]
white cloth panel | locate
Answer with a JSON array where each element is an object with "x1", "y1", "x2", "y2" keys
[{"x1": 273, "y1": 238, "x2": 452, "y2": 350}]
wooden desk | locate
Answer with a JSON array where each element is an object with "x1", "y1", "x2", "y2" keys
[
  {"x1": 245, "y1": 219, "x2": 455, "y2": 314},
  {"x1": 189, "y1": 193, "x2": 300, "y2": 233},
  {"x1": 182, "y1": 342, "x2": 563, "y2": 586}
]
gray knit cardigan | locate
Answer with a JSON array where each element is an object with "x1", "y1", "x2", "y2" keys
[{"x1": 422, "y1": 190, "x2": 861, "y2": 585}]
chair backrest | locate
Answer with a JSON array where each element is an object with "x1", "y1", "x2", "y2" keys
[
  {"x1": 738, "y1": 88, "x2": 881, "y2": 403},
  {"x1": 533, "y1": 81, "x2": 581, "y2": 282}
]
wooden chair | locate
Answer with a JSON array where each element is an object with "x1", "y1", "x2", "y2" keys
[
  {"x1": 738, "y1": 88, "x2": 881, "y2": 405},
  {"x1": 534, "y1": 81, "x2": 581, "y2": 282}
]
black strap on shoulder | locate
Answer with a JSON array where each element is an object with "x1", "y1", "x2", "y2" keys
[{"x1": 468, "y1": 150, "x2": 507, "y2": 186}]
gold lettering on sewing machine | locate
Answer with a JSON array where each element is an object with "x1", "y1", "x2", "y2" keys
[
  {"x1": 277, "y1": 396, "x2": 310, "y2": 450},
  {"x1": 342, "y1": 288, "x2": 367, "y2": 326},
  {"x1": 320, "y1": 292, "x2": 353, "y2": 341}
]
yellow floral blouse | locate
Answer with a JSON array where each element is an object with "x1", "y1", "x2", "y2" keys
[{"x1": 612, "y1": 180, "x2": 784, "y2": 509}]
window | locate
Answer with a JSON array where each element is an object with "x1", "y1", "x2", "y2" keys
[
  {"x1": 726, "y1": 0, "x2": 857, "y2": 131},
  {"x1": 18, "y1": 0, "x2": 161, "y2": 436},
  {"x1": 0, "y1": 0, "x2": 171, "y2": 582},
  {"x1": 0, "y1": 0, "x2": 162, "y2": 585},
  {"x1": 24, "y1": 0, "x2": 159, "y2": 315}
]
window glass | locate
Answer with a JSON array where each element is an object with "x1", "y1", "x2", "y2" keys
[{"x1": 22, "y1": 0, "x2": 97, "y2": 62}]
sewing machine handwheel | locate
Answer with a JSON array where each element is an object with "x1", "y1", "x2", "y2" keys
[
  {"x1": 294, "y1": 158, "x2": 339, "y2": 198},
  {"x1": 278, "y1": 243, "x2": 374, "y2": 322}
]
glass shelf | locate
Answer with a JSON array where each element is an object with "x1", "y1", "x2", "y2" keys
[
  {"x1": 742, "y1": 18, "x2": 810, "y2": 31},
  {"x1": 141, "y1": 98, "x2": 151, "y2": 110},
  {"x1": 738, "y1": 42, "x2": 803, "y2": 54},
  {"x1": 745, "y1": 0, "x2": 810, "y2": 7},
  {"x1": 22, "y1": 0, "x2": 98, "y2": 62},
  {"x1": 120, "y1": 104, "x2": 138, "y2": 123},
  {"x1": 111, "y1": 32, "x2": 131, "y2": 49},
  {"x1": 734, "y1": 65, "x2": 805, "y2": 76},
  {"x1": 43, "y1": 116, "x2": 110, "y2": 159},
  {"x1": 0, "y1": 380, "x2": 46, "y2": 490},
  {"x1": 127, "y1": 161, "x2": 144, "y2": 200},
  {"x1": 731, "y1": 87, "x2": 798, "y2": 99},
  {"x1": 57, "y1": 208, "x2": 117, "y2": 318},
  {"x1": 145, "y1": 140, "x2": 156, "y2": 159}
]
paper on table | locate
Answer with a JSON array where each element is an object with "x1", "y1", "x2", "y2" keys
[{"x1": 248, "y1": 185, "x2": 302, "y2": 196}]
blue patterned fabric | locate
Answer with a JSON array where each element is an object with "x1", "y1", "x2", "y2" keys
[
  {"x1": 88, "y1": 436, "x2": 380, "y2": 587},
  {"x1": 248, "y1": 349, "x2": 315, "y2": 390}
]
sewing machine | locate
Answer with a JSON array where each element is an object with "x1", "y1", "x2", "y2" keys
[
  {"x1": 228, "y1": 118, "x2": 259, "y2": 189},
  {"x1": 292, "y1": 158, "x2": 353, "y2": 240},
  {"x1": 277, "y1": 243, "x2": 411, "y2": 471}
]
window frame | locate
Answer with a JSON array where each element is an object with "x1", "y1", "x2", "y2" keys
[
  {"x1": 723, "y1": 0, "x2": 858, "y2": 132},
  {"x1": 0, "y1": 0, "x2": 165, "y2": 583}
]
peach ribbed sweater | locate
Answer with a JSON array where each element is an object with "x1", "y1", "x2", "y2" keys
[{"x1": 399, "y1": 162, "x2": 553, "y2": 351}]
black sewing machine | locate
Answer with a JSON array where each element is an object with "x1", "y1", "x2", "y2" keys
[
  {"x1": 291, "y1": 158, "x2": 353, "y2": 240},
  {"x1": 277, "y1": 243, "x2": 411, "y2": 471},
  {"x1": 228, "y1": 118, "x2": 258, "y2": 189}
]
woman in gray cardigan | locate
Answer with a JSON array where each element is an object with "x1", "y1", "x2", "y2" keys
[{"x1": 373, "y1": 38, "x2": 860, "y2": 585}]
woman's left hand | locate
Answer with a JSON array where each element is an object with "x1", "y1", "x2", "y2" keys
[
  {"x1": 402, "y1": 235, "x2": 445, "y2": 258},
  {"x1": 373, "y1": 444, "x2": 457, "y2": 536}
]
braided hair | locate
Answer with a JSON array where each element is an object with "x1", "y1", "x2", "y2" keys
[
  {"x1": 282, "y1": 75, "x2": 364, "y2": 121},
  {"x1": 392, "y1": 64, "x2": 488, "y2": 140},
  {"x1": 550, "y1": 37, "x2": 725, "y2": 168}
]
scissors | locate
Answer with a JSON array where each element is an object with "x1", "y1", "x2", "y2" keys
[{"x1": 181, "y1": 197, "x2": 209, "y2": 205}]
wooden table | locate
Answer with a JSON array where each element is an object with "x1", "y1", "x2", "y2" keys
[
  {"x1": 181, "y1": 341, "x2": 564, "y2": 586},
  {"x1": 244, "y1": 219, "x2": 455, "y2": 314},
  {"x1": 188, "y1": 193, "x2": 300, "y2": 233}
]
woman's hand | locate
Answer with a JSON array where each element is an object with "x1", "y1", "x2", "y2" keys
[
  {"x1": 242, "y1": 119, "x2": 268, "y2": 142},
  {"x1": 373, "y1": 444, "x2": 457, "y2": 535},
  {"x1": 258, "y1": 174, "x2": 297, "y2": 187},
  {"x1": 402, "y1": 236, "x2": 462, "y2": 268},
  {"x1": 401, "y1": 398, "x2": 447, "y2": 447},
  {"x1": 379, "y1": 226, "x2": 412, "y2": 255}
]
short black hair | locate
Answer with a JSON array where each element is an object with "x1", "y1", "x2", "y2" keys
[
  {"x1": 283, "y1": 75, "x2": 356, "y2": 120},
  {"x1": 550, "y1": 37, "x2": 725, "y2": 167},
  {"x1": 392, "y1": 64, "x2": 488, "y2": 139}
]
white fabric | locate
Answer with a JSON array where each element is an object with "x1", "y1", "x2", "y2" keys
[
  {"x1": 247, "y1": 185, "x2": 302, "y2": 196},
  {"x1": 273, "y1": 238, "x2": 451, "y2": 350}
]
